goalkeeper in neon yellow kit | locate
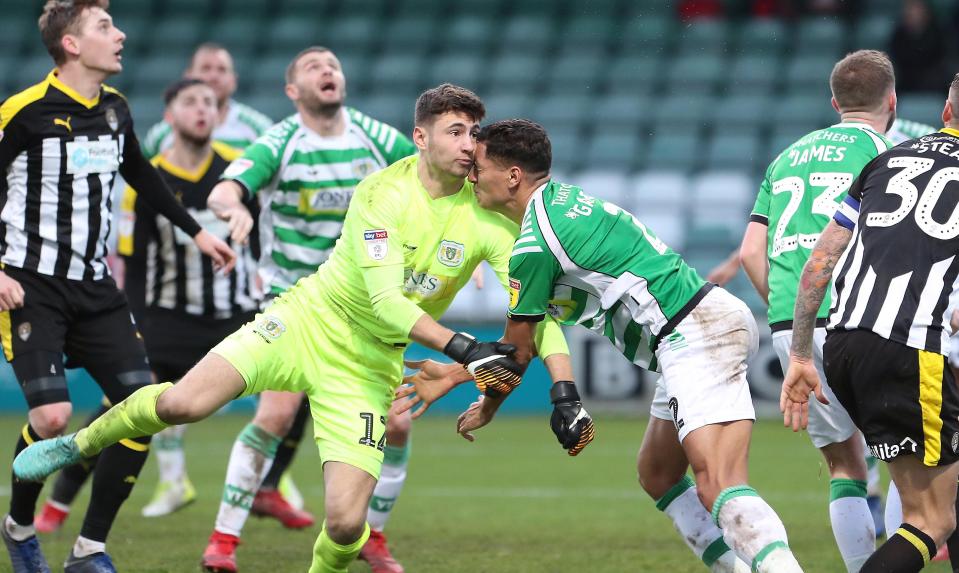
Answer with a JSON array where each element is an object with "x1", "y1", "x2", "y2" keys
[{"x1": 13, "y1": 84, "x2": 569, "y2": 573}]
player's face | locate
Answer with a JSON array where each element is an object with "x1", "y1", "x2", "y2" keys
[
  {"x1": 167, "y1": 84, "x2": 218, "y2": 146},
  {"x1": 72, "y1": 7, "x2": 125, "y2": 75},
  {"x1": 290, "y1": 51, "x2": 346, "y2": 113},
  {"x1": 420, "y1": 112, "x2": 479, "y2": 179},
  {"x1": 468, "y1": 143, "x2": 510, "y2": 209},
  {"x1": 187, "y1": 49, "x2": 237, "y2": 104}
]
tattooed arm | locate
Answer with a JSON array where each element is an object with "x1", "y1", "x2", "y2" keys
[{"x1": 780, "y1": 220, "x2": 852, "y2": 431}]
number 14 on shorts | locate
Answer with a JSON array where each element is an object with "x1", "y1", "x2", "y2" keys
[{"x1": 358, "y1": 412, "x2": 386, "y2": 451}]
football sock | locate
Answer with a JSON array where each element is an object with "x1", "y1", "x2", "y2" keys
[
  {"x1": 866, "y1": 454, "x2": 881, "y2": 496},
  {"x1": 74, "y1": 382, "x2": 173, "y2": 457},
  {"x1": 72, "y1": 535, "x2": 105, "y2": 558},
  {"x1": 712, "y1": 485, "x2": 803, "y2": 573},
  {"x1": 829, "y1": 478, "x2": 875, "y2": 571},
  {"x1": 9, "y1": 424, "x2": 44, "y2": 527},
  {"x1": 367, "y1": 441, "x2": 411, "y2": 532},
  {"x1": 49, "y1": 404, "x2": 110, "y2": 506},
  {"x1": 153, "y1": 424, "x2": 187, "y2": 483},
  {"x1": 260, "y1": 398, "x2": 309, "y2": 490},
  {"x1": 310, "y1": 522, "x2": 370, "y2": 573},
  {"x1": 860, "y1": 524, "x2": 935, "y2": 572},
  {"x1": 4, "y1": 514, "x2": 35, "y2": 542},
  {"x1": 80, "y1": 435, "x2": 151, "y2": 542},
  {"x1": 214, "y1": 423, "x2": 280, "y2": 536},
  {"x1": 884, "y1": 481, "x2": 903, "y2": 540},
  {"x1": 655, "y1": 475, "x2": 749, "y2": 572}
]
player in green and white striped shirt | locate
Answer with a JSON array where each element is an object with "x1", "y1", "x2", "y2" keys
[
  {"x1": 200, "y1": 46, "x2": 416, "y2": 572},
  {"x1": 141, "y1": 43, "x2": 274, "y2": 156}
]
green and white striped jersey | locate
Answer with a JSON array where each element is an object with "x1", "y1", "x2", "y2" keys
[
  {"x1": 751, "y1": 122, "x2": 892, "y2": 328},
  {"x1": 141, "y1": 99, "x2": 274, "y2": 156},
  {"x1": 222, "y1": 108, "x2": 416, "y2": 294},
  {"x1": 887, "y1": 118, "x2": 937, "y2": 144},
  {"x1": 507, "y1": 181, "x2": 706, "y2": 371}
]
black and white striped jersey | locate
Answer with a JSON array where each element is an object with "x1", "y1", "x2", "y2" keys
[
  {"x1": 829, "y1": 128, "x2": 959, "y2": 355},
  {"x1": 118, "y1": 143, "x2": 261, "y2": 319},
  {"x1": 0, "y1": 70, "x2": 200, "y2": 281}
]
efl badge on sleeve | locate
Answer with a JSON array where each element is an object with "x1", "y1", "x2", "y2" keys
[
  {"x1": 437, "y1": 240, "x2": 465, "y2": 267},
  {"x1": 105, "y1": 107, "x2": 118, "y2": 132},
  {"x1": 364, "y1": 229, "x2": 389, "y2": 261},
  {"x1": 223, "y1": 158, "x2": 254, "y2": 178},
  {"x1": 508, "y1": 278, "x2": 521, "y2": 310}
]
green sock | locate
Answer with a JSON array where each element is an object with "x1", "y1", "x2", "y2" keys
[
  {"x1": 309, "y1": 522, "x2": 370, "y2": 573},
  {"x1": 75, "y1": 382, "x2": 173, "y2": 457}
]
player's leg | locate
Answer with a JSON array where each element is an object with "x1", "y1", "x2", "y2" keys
[
  {"x1": 773, "y1": 328, "x2": 874, "y2": 571},
  {"x1": 258, "y1": 396, "x2": 310, "y2": 503},
  {"x1": 860, "y1": 458, "x2": 959, "y2": 572},
  {"x1": 313, "y1": 461, "x2": 376, "y2": 573},
  {"x1": 639, "y1": 383, "x2": 748, "y2": 573},
  {"x1": 360, "y1": 401, "x2": 411, "y2": 573},
  {"x1": 661, "y1": 289, "x2": 801, "y2": 572}
]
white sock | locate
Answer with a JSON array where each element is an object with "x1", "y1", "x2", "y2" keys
[
  {"x1": 367, "y1": 442, "x2": 410, "y2": 531},
  {"x1": 3, "y1": 515, "x2": 35, "y2": 541},
  {"x1": 214, "y1": 424, "x2": 280, "y2": 537},
  {"x1": 713, "y1": 486, "x2": 803, "y2": 573},
  {"x1": 655, "y1": 476, "x2": 750, "y2": 572},
  {"x1": 828, "y1": 479, "x2": 875, "y2": 572},
  {"x1": 884, "y1": 481, "x2": 903, "y2": 540},
  {"x1": 73, "y1": 535, "x2": 106, "y2": 558},
  {"x1": 154, "y1": 424, "x2": 187, "y2": 483}
]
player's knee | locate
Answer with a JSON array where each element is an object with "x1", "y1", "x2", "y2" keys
[
  {"x1": 323, "y1": 511, "x2": 368, "y2": 545},
  {"x1": 637, "y1": 461, "x2": 686, "y2": 500},
  {"x1": 28, "y1": 403, "x2": 72, "y2": 438},
  {"x1": 253, "y1": 406, "x2": 296, "y2": 436},
  {"x1": 820, "y1": 437, "x2": 867, "y2": 480},
  {"x1": 384, "y1": 409, "x2": 411, "y2": 445},
  {"x1": 155, "y1": 389, "x2": 204, "y2": 424}
]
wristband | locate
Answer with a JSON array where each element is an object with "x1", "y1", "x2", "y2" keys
[{"x1": 549, "y1": 381, "x2": 579, "y2": 404}]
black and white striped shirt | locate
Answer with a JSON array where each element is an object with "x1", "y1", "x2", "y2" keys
[
  {"x1": 0, "y1": 70, "x2": 200, "y2": 281},
  {"x1": 119, "y1": 143, "x2": 261, "y2": 319},
  {"x1": 829, "y1": 128, "x2": 959, "y2": 355}
]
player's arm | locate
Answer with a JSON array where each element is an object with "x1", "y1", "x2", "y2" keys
[
  {"x1": 706, "y1": 249, "x2": 740, "y2": 286},
  {"x1": 0, "y1": 109, "x2": 30, "y2": 309},
  {"x1": 741, "y1": 173, "x2": 772, "y2": 303},
  {"x1": 208, "y1": 136, "x2": 282, "y2": 244},
  {"x1": 781, "y1": 176, "x2": 863, "y2": 430},
  {"x1": 119, "y1": 127, "x2": 236, "y2": 273}
]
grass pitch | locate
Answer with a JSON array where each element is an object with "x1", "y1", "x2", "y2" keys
[{"x1": 0, "y1": 414, "x2": 952, "y2": 572}]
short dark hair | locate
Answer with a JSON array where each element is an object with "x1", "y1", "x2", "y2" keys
[
  {"x1": 163, "y1": 78, "x2": 209, "y2": 105},
  {"x1": 830, "y1": 50, "x2": 896, "y2": 112},
  {"x1": 476, "y1": 119, "x2": 551, "y2": 176},
  {"x1": 285, "y1": 46, "x2": 332, "y2": 84},
  {"x1": 188, "y1": 42, "x2": 229, "y2": 69},
  {"x1": 414, "y1": 84, "x2": 485, "y2": 127},
  {"x1": 39, "y1": 0, "x2": 109, "y2": 66}
]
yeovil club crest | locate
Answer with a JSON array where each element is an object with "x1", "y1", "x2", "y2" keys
[
  {"x1": 437, "y1": 240, "x2": 465, "y2": 267},
  {"x1": 105, "y1": 107, "x2": 118, "y2": 132}
]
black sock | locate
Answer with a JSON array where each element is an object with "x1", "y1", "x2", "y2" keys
[
  {"x1": 49, "y1": 404, "x2": 110, "y2": 506},
  {"x1": 79, "y1": 435, "x2": 151, "y2": 542},
  {"x1": 861, "y1": 523, "x2": 936, "y2": 573},
  {"x1": 260, "y1": 398, "x2": 310, "y2": 490},
  {"x1": 9, "y1": 425, "x2": 43, "y2": 526}
]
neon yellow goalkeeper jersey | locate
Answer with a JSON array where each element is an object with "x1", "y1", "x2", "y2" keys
[{"x1": 295, "y1": 155, "x2": 565, "y2": 354}]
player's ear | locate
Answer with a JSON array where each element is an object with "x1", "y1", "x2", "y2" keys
[
  {"x1": 508, "y1": 166, "x2": 522, "y2": 188},
  {"x1": 830, "y1": 96, "x2": 841, "y2": 115},
  {"x1": 412, "y1": 125, "x2": 428, "y2": 152},
  {"x1": 943, "y1": 100, "x2": 953, "y2": 126},
  {"x1": 284, "y1": 83, "x2": 297, "y2": 102},
  {"x1": 888, "y1": 91, "x2": 897, "y2": 114},
  {"x1": 61, "y1": 34, "x2": 81, "y2": 59}
]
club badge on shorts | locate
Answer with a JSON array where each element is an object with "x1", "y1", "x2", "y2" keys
[
  {"x1": 364, "y1": 229, "x2": 389, "y2": 261},
  {"x1": 17, "y1": 322, "x2": 30, "y2": 342},
  {"x1": 437, "y1": 240, "x2": 465, "y2": 267},
  {"x1": 254, "y1": 315, "x2": 286, "y2": 342}
]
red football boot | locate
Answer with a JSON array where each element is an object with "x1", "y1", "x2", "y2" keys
[
  {"x1": 202, "y1": 530, "x2": 240, "y2": 573},
  {"x1": 34, "y1": 501, "x2": 69, "y2": 534},
  {"x1": 358, "y1": 529, "x2": 404, "y2": 573},
  {"x1": 250, "y1": 488, "x2": 315, "y2": 529}
]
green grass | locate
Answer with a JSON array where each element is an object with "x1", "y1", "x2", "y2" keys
[{"x1": 0, "y1": 414, "x2": 951, "y2": 572}]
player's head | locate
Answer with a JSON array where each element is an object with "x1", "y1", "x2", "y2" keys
[
  {"x1": 186, "y1": 43, "x2": 237, "y2": 105},
  {"x1": 39, "y1": 0, "x2": 125, "y2": 75},
  {"x1": 943, "y1": 73, "x2": 959, "y2": 128},
  {"x1": 413, "y1": 84, "x2": 485, "y2": 179},
  {"x1": 284, "y1": 46, "x2": 346, "y2": 116},
  {"x1": 163, "y1": 78, "x2": 218, "y2": 147},
  {"x1": 469, "y1": 119, "x2": 551, "y2": 212},
  {"x1": 829, "y1": 50, "x2": 897, "y2": 132}
]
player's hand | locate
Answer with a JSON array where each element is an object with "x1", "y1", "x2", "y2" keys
[
  {"x1": 549, "y1": 381, "x2": 595, "y2": 456},
  {"x1": 394, "y1": 359, "x2": 471, "y2": 419},
  {"x1": 218, "y1": 203, "x2": 254, "y2": 245},
  {"x1": 443, "y1": 333, "x2": 524, "y2": 397},
  {"x1": 0, "y1": 271, "x2": 25, "y2": 310},
  {"x1": 194, "y1": 230, "x2": 237, "y2": 274},
  {"x1": 470, "y1": 265, "x2": 484, "y2": 289},
  {"x1": 780, "y1": 356, "x2": 829, "y2": 432},
  {"x1": 456, "y1": 396, "x2": 496, "y2": 442}
]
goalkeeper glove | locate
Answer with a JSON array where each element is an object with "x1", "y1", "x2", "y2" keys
[
  {"x1": 549, "y1": 381, "x2": 595, "y2": 456},
  {"x1": 444, "y1": 333, "x2": 524, "y2": 397}
]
